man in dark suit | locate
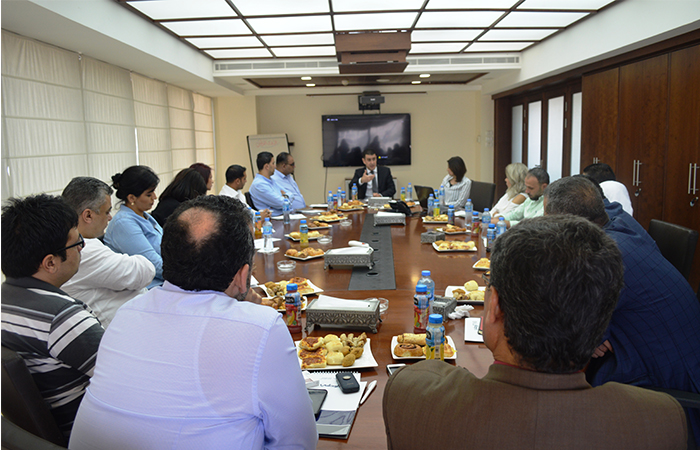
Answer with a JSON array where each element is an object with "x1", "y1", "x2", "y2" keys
[
  {"x1": 350, "y1": 149, "x2": 396, "y2": 199},
  {"x1": 383, "y1": 215, "x2": 687, "y2": 450}
]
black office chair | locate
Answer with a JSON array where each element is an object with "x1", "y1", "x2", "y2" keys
[
  {"x1": 244, "y1": 191, "x2": 257, "y2": 210},
  {"x1": 647, "y1": 219, "x2": 699, "y2": 281},
  {"x1": 469, "y1": 181, "x2": 496, "y2": 213},
  {"x1": 1, "y1": 416, "x2": 67, "y2": 450},
  {"x1": 1, "y1": 347, "x2": 66, "y2": 447}
]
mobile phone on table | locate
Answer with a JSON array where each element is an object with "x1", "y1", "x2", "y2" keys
[
  {"x1": 387, "y1": 363, "x2": 406, "y2": 376},
  {"x1": 307, "y1": 388, "x2": 327, "y2": 419}
]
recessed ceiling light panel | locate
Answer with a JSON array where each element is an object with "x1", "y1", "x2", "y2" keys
[
  {"x1": 417, "y1": 11, "x2": 504, "y2": 28},
  {"x1": 247, "y1": 15, "x2": 333, "y2": 34},
  {"x1": 466, "y1": 42, "x2": 533, "y2": 52},
  {"x1": 518, "y1": 0, "x2": 615, "y2": 10},
  {"x1": 205, "y1": 48, "x2": 273, "y2": 58},
  {"x1": 334, "y1": 12, "x2": 419, "y2": 31},
  {"x1": 161, "y1": 19, "x2": 251, "y2": 36},
  {"x1": 233, "y1": 0, "x2": 330, "y2": 16},
  {"x1": 426, "y1": 0, "x2": 519, "y2": 8},
  {"x1": 410, "y1": 42, "x2": 467, "y2": 54},
  {"x1": 261, "y1": 33, "x2": 335, "y2": 47},
  {"x1": 411, "y1": 30, "x2": 483, "y2": 42},
  {"x1": 496, "y1": 11, "x2": 588, "y2": 28},
  {"x1": 272, "y1": 46, "x2": 336, "y2": 57},
  {"x1": 186, "y1": 36, "x2": 262, "y2": 49},
  {"x1": 480, "y1": 29, "x2": 557, "y2": 41},
  {"x1": 127, "y1": 0, "x2": 236, "y2": 20}
]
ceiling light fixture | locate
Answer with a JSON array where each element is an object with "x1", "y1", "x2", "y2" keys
[
  {"x1": 301, "y1": 76, "x2": 312, "y2": 80},
  {"x1": 419, "y1": 74, "x2": 430, "y2": 78},
  {"x1": 376, "y1": 78, "x2": 390, "y2": 82},
  {"x1": 306, "y1": 83, "x2": 316, "y2": 87},
  {"x1": 412, "y1": 81, "x2": 421, "y2": 84}
]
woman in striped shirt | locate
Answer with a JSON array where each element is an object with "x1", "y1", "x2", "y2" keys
[{"x1": 440, "y1": 156, "x2": 472, "y2": 209}]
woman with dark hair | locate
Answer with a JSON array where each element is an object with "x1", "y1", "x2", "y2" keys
[
  {"x1": 190, "y1": 162, "x2": 213, "y2": 191},
  {"x1": 104, "y1": 165, "x2": 163, "y2": 288},
  {"x1": 151, "y1": 168, "x2": 207, "y2": 227},
  {"x1": 440, "y1": 156, "x2": 472, "y2": 208}
]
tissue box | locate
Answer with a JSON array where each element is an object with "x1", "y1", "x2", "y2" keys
[
  {"x1": 421, "y1": 230, "x2": 445, "y2": 243},
  {"x1": 324, "y1": 247, "x2": 374, "y2": 269},
  {"x1": 374, "y1": 212, "x2": 406, "y2": 226},
  {"x1": 432, "y1": 296, "x2": 457, "y2": 321},
  {"x1": 305, "y1": 296, "x2": 381, "y2": 333}
]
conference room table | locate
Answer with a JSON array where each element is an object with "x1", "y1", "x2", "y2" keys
[{"x1": 251, "y1": 205, "x2": 494, "y2": 449}]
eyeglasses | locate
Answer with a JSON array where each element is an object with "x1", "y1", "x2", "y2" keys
[
  {"x1": 56, "y1": 233, "x2": 85, "y2": 253},
  {"x1": 481, "y1": 270, "x2": 491, "y2": 287}
]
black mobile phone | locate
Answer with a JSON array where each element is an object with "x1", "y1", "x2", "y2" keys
[
  {"x1": 386, "y1": 363, "x2": 406, "y2": 376},
  {"x1": 307, "y1": 388, "x2": 327, "y2": 419},
  {"x1": 336, "y1": 372, "x2": 360, "y2": 393}
]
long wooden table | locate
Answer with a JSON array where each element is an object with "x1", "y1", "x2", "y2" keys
[{"x1": 251, "y1": 208, "x2": 494, "y2": 449}]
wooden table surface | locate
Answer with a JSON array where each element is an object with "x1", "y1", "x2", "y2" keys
[{"x1": 251, "y1": 208, "x2": 494, "y2": 449}]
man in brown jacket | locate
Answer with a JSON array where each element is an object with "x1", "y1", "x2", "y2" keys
[{"x1": 383, "y1": 215, "x2": 687, "y2": 450}]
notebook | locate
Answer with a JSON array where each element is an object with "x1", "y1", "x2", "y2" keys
[{"x1": 307, "y1": 371, "x2": 366, "y2": 439}]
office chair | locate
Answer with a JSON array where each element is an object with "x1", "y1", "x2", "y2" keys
[
  {"x1": 244, "y1": 191, "x2": 257, "y2": 210},
  {"x1": 1, "y1": 416, "x2": 67, "y2": 450},
  {"x1": 469, "y1": 181, "x2": 496, "y2": 212},
  {"x1": 647, "y1": 219, "x2": 699, "y2": 281},
  {"x1": 1, "y1": 347, "x2": 67, "y2": 447}
]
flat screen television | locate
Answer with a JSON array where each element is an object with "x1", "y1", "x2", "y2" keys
[{"x1": 322, "y1": 114, "x2": 411, "y2": 167}]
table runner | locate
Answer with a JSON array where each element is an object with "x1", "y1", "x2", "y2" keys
[{"x1": 348, "y1": 217, "x2": 396, "y2": 290}]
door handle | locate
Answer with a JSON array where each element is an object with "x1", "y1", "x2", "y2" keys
[
  {"x1": 691, "y1": 197, "x2": 698, "y2": 207},
  {"x1": 632, "y1": 160, "x2": 637, "y2": 187},
  {"x1": 690, "y1": 163, "x2": 694, "y2": 195},
  {"x1": 636, "y1": 161, "x2": 642, "y2": 185},
  {"x1": 635, "y1": 188, "x2": 642, "y2": 197}
]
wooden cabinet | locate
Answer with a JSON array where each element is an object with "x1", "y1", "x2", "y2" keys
[{"x1": 581, "y1": 67, "x2": 619, "y2": 168}]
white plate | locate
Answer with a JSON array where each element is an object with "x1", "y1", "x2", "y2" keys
[
  {"x1": 435, "y1": 227, "x2": 468, "y2": 235},
  {"x1": 295, "y1": 338, "x2": 378, "y2": 370},
  {"x1": 422, "y1": 217, "x2": 448, "y2": 224},
  {"x1": 307, "y1": 223, "x2": 332, "y2": 230},
  {"x1": 285, "y1": 233, "x2": 324, "y2": 241},
  {"x1": 262, "y1": 279, "x2": 324, "y2": 297},
  {"x1": 432, "y1": 242, "x2": 477, "y2": 252},
  {"x1": 337, "y1": 206, "x2": 364, "y2": 212},
  {"x1": 308, "y1": 216, "x2": 345, "y2": 223},
  {"x1": 391, "y1": 335, "x2": 457, "y2": 360},
  {"x1": 262, "y1": 296, "x2": 309, "y2": 312},
  {"x1": 444, "y1": 285, "x2": 486, "y2": 303},
  {"x1": 285, "y1": 252, "x2": 325, "y2": 261},
  {"x1": 472, "y1": 260, "x2": 490, "y2": 270}
]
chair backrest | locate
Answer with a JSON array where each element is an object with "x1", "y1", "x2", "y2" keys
[
  {"x1": 1, "y1": 347, "x2": 66, "y2": 447},
  {"x1": 1, "y1": 416, "x2": 67, "y2": 450},
  {"x1": 470, "y1": 181, "x2": 497, "y2": 213},
  {"x1": 244, "y1": 191, "x2": 256, "y2": 210},
  {"x1": 647, "y1": 219, "x2": 699, "y2": 281},
  {"x1": 413, "y1": 186, "x2": 435, "y2": 210}
]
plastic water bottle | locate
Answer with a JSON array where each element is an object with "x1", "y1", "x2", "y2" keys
[
  {"x1": 327, "y1": 190, "x2": 334, "y2": 211},
  {"x1": 262, "y1": 218, "x2": 273, "y2": 252},
  {"x1": 334, "y1": 194, "x2": 340, "y2": 210},
  {"x1": 299, "y1": 219, "x2": 309, "y2": 249},
  {"x1": 439, "y1": 185, "x2": 446, "y2": 206},
  {"x1": 283, "y1": 198, "x2": 290, "y2": 225},
  {"x1": 486, "y1": 223, "x2": 496, "y2": 252},
  {"x1": 401, "y1": 187, "x2": 406, "y2": 201},
  {"x1": 247, "y1": 206, "x2": 255, "y2": 221},
  {"x1": 284, "y1": 283, "x2": 302, "y2": 333},
  {"x1": 471, "y1": 211, "x2": 481, "y2": 238},
  {"x1": 254, "y1": 211, "x2": 262, "y2": 239},
  {"x1": 465, "y1": 198, "x2": 473, "y2": 228},
  {"x1": 419, "y1": 270, "x2": 435, "y2": 304},
  {"x1": 497, "y1": 217, "x2": 507, "y2": 237},
  {"x1": 413, "y1": 284, "x2": 431, "y2": 334},
  {"x1": 341, "y1": 190, "x2": 346, "y2": 204},
  {"x1": 427, "y1": 194, "x2": 434, "y2": 215},
  {"x1": 352, "y1": 184, "x2": 358, "y2": 201},
  {"x1": 433, "y1": 196, "x2": 440, "y2": 217},
  {"x1": 448, "y1": 205, "x2": 455, "y2": 225},
  {"x1": 481, "y1": 208, "x2": 491, "y2": 238},
  {"x1": 426, "y1": 314, "x2": 445, "y2": 361},
  {"x1": 407, "y1": 183, "x2": 413, "y2": 201}
]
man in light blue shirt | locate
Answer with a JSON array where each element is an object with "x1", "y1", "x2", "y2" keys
[
  {"x1": 497, "y1": 167, "x2": 549, "y2": 228},
  {"x1": 271, "y1": 152, "x2": 305, "y2": 210},
  {"x1": 249, "y1": 151, "x2": 287, "y2": 215}
]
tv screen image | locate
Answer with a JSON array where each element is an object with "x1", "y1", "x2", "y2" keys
[{"x1": 322, "y1": 114, "x2": 411, "y2": 167}]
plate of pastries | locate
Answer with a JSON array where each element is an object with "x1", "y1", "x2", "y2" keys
[
  {"x1": 338, "y1": 200, "x2": 365, "y2": 211},
  {"x1": 262, "y1": 277, "x2": 322, "y2": 297},
  {"x1": 472, "y1": 258, "x2": 490, "y2": 270},
  {"x1": 445, "y1": 280, "x2": 485, "y2": 303},
  {"x1": 422, "y1": 215, "x2": 449, "y2": 224},
  {"x1": 432, "y1": 240, "x2": 477, "y2": 252},
  {"x1": 391, "y1": 333, "x2": 457, "y2": 360},
  {"x1": 296, "y1": 332, "x2": 378, "y2": 370},
  {"x1": 284, "y1": 248, "x2": 325, "y2": 260},
  {"x1": 261, "y1": 295, "x2": 308, "y2": 311},
  {"x1": 309, "y1": 212, "x2": 346, "y2": 222},
  {"x1": 436, "y1": 224, "x2": 468, "y2": 234},
  {"x1": 286, "y1": 231, "x2": 324, "y2": 241},
  {"x1": 307, "y1": 220, "x2": 332, "y2": 230}
]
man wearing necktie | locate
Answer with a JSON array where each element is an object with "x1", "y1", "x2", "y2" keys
[{"x1": 350, "y1": 149, "x2": 396, "y2": 200}]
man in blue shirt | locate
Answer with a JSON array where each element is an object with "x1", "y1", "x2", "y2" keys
[
  {"x1": 271, "y1": 152, "x2": 305, "y2": 210},
  {"x1": 544, "y1": 175, "x2": 700, "y2": 441},
  {"x1": 248, "y1": 151, "x2": 286, "y2": 215}
]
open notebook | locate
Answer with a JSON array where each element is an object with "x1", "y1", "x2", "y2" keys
[{"x1": 307, "y1": 371, "x2": 366, "y2": 439}]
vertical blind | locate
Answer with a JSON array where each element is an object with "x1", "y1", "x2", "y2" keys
[{"x1": 1, "y1": 30, "x2": 215, "y2": 201}]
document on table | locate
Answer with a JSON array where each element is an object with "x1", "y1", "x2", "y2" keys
[
  {"x1": 254, "y1": 237, "x2": 281, "y2": 250},
  {"x1": 308, "y1": 371, "x2": 366, "y2": 439}
]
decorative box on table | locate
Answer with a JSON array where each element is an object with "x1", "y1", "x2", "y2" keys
[
  {"x1": 432, "y1": 296, "x2": 457, "y2": 321},
  {"x1": 421, "y1": 230, "x2": 445, "y2": 243},
  {"x1": 367, "y1": 196, "x2": 391, "y2": 208},
  {"x1": 373, "y1": 211, "x2": 405, "y2": 226},
  {"x1": 324, "y1": 247, "x2": 374, "y2": 269},
  {"x1": 305, "y1": 296, "x2": 381, "y2": 333}
]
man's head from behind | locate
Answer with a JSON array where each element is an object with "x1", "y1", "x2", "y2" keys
[
  {"x1": 276, "y1": 152, "x2": 295, "y2": 176},
  {"x1": 487, "y1": 215, "x2": 624, "y2": 373},
  {"x1": 582, "y1": 163, "x2": 616, "y2": 184},
  {"x1": 162, "y1": 195, "x2": 254, "y2": 296},
  {"x1": 524, "y1": 167, "x2": 549, "y2": 201},
  {"x1": 225, "y1": 165, "x2": 247, "y2": 190},
  {"x1": 62, "y1": 177, "x2": 114, "y2": 239},
  {"x1": 544, "y1": 176, "x2": 608, "y2": 227},
  {"x1": 2, "y1": 194, "x2": 81, "y2": 284}
]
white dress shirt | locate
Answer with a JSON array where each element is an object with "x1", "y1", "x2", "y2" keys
[
  {"x1": 600, "y1": 180, "x2": 634, "y2": 216},
  {"x1": 219, "y1": 183, "x2": 247, "y2": 205}
]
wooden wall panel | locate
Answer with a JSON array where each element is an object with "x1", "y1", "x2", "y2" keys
[{"x1": 581, "y1": 68, "x2": 619, "y2": 168}]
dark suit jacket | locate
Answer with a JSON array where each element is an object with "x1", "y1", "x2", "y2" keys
[
  {"x1": 383, "y1": 360, "x2": 687, "y2": 450},
  {"x1": 350, "y1": 165, "x2": 396, "y2": 199}
]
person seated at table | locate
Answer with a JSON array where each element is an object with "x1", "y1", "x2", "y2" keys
[
  {"x1": 61, "y1": 176, "x2": 155, "y2": 328},
  {"x1": 491, "y1": 162, "x2": 527, "y2": 217},
  {"x1": 69, "y1": 195, "x2": 318, "y2": 450},
  {"x1": 439, "y1": 156, "x2": 471, "y2": 209},
  {"x1": 220, "y1": 164, "x2": 271, "y2": 220},
  {"x1": 271, "y1": 152, "x2": 306, "y2": 210},
  {"x1": 494, "y1": 166, "x2": 548, "y2": 228},
  {"x1": 383, "y1": 215, "x2": 687, "y2": 450},
  {"x1": 104, "y1": 165, "x2": 163, "y2": 288},
  {"x1": 350, "y1": 148, "x2": 396, "y2": 199},
  {"x1": 249, "y1": 151, "x2": 287, "y2": 216},
  {"x1": 151, "y1": 168, "x2": 207, "y2": 227},
  {"x1": 582, "y1": 162, "x2": 633, "y2": 215},
  {"x1": 190, "y1": 162, "x2": 213, "y2": 192},
  {"x1": 544, "y1": 175, "x2": 700, "y2": 441}
]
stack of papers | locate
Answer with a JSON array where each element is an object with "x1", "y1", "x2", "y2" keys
[{"x1": 307, "y1": 371, "x2": 367, "y2": 439}]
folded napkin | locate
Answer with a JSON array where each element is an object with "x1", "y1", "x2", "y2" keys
[
  {"x1": 375, "y1": 211, "x2": 404, "y2": 217},
  {"x1": 326, "y1": 247, "x2": 372, "y2": 255},
  {"x1": 448, "y1": 304, "x2": 474, "y2": 320},
  {"x1": 271, "y1": 213, "x2": 307, "y2": 220}
]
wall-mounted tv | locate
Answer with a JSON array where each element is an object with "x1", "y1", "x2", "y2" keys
[{"x1": 322, "y1": 114, "x2": 411, "y2": 167}]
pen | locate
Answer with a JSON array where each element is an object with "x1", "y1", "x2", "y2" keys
[{"x1": 360, "y1": 380, "x2": 377, "y2": 405}]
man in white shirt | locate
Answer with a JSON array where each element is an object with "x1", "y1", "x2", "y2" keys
[
  {"x1": 583, "y1": 163, "x2": 633, "y2": 216},
  {"x1": 219, "y1": 164, "x2": 248, "y2": 204},
  {"x1": 271, "y1": 152, "x2": 305, "y2": 210},
  {"x1": 61, "y1": 177, "x2": 155, "y2": 328}
]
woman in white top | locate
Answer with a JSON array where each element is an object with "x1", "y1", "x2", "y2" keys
[
  {"x1": 491, "y1": 162, "x2": 528, "y2": 217},
  {"x1": 440, "y1": 156, "x2": 472, "y2": 208}
]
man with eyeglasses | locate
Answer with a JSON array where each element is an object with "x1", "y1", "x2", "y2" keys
[
  {"x1": 271, "y1": 152, "x2": 306, "y2": 210},
  {"x1": 1, "y1": 194, "x2": 104, "y2": 440},
  {"x1": 61, "y1": 177, "x2": 156, "y2": 328}
]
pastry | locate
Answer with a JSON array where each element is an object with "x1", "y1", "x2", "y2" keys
[
  {"x1": 394, "y1": 343, "x2": 424, "y2": 357},
  {"x1": 422, "y1": 342, "x2": 456, "y2": 358},
  {"x1": 451, "y1": 288, "x2": 468, "y2": 300},
  {"x1": 301, "y1": 355, "x2": 326, "y2": 369},
  {"x1": 326, "y1": 351, "x2": 344, "y2": 365},
  {"x1": 342, "y1": 353, "x2": 356, "y2": 367},
  {"x1": 299, "y1": 336, "x2": 324, "y2": 351},
  {"x1": 397, "y1": 333, "x2": 426, "y2": 346},
  {"x1": 325, "y1": 340, "x2": 343, "y2": 353},
  {"x1": 464, "y1": 280, "x2": 479, "y2": 292},
  {"x1": 475, "y1": 258, "x2": 490, "y2": 269},
  {"x1": 469, "y1": 290, "x2": 485, "y2": 301},
  {"x1": 298, "y1": 347, "x2": 327, "y2": 359}
]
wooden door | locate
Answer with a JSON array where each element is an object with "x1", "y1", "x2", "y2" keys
[
  {"x1": 617, "y1": 54, "x2": 668, "y2": 229},
  {"x1": 581, "y1": 67, "x2": 619, "y2": 169},
  {"x1": 664, "y1": 44, "x2": 700, "y2": 287}
]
